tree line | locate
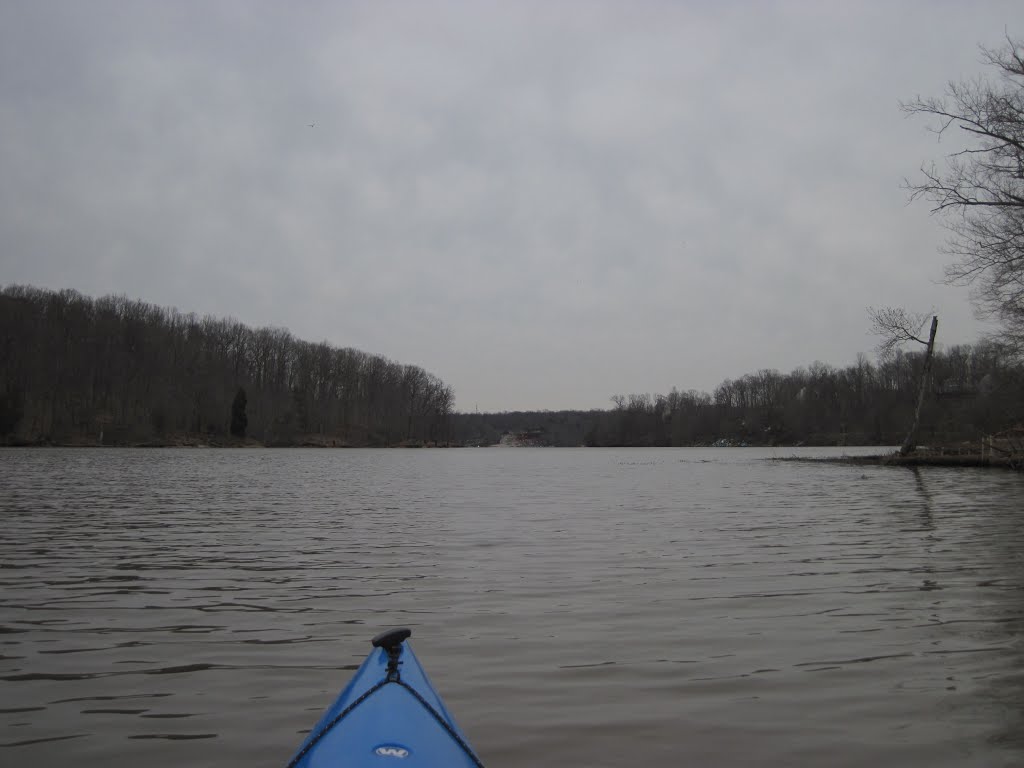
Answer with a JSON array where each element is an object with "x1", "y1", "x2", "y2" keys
[
  {"x1": 0, "y1": 285, "x2": 454, "y2": 446},
  {"x1": 3, "y1": 285, "x2": 1020, "y2": 450},
  {"x1": 452, "y1": 344, "x2": 1024, "y2": 448}
]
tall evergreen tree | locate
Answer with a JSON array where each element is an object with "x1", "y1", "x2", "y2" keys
[
  {"x1": 0, "y1": 386, "x2": 24, "y2": 437},
  {"x1": 230, "y1": 387, "x2": 248, "y2": 438}
]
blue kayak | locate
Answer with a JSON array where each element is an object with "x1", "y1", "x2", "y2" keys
[{"x1": 285, "y1": 629, "x2": 484, "y2": 767}]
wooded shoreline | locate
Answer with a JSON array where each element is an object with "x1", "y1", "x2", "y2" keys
[{"x1": 3, "y1": 285, "x2": 1023, "y2": 454}]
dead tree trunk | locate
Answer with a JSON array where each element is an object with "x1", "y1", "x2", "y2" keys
[{"x1": 900, "y1": 315, "x2": 938, "y2": 456}]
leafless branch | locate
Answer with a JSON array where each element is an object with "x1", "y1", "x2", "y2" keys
[
  {"x1": 868, "y1": 306, "x2": 932, "y2": 357},
  {"x1": 902, "y1": 34, "x2": 1024, "y2": 345}
]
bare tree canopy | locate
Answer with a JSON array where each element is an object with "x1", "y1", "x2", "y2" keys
[
  {"x1": 0, "y1": 285, "x2": 455, "y2": 446},
  {"x1": 452, "y1": 336, "x2": 1024, "y2": 449},
  {"x1": 868, "y1": 306, "x2": 935, "y2": 357},
  {"x1": 902, "y1": 34, "x2": 1024, "y2": 350}
]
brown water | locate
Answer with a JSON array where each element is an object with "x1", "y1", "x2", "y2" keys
[{"x1": 1, "y1": 447, "x2": 1023, "y2": 767}]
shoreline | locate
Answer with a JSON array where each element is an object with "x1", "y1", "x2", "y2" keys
[
  {"x1": 776, "y1": 452, "x2": 1022, "y2": 471},
  {"x1": 3, "y1": 442, "x2": 1020, "y2": 470}
]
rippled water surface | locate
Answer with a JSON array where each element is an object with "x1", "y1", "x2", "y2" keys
[{"x1": 2, "y1": 447, "x2": 1023, "y2": 767}]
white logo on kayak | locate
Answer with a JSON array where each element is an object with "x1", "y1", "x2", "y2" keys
[{"x1": 374, "y1": 745, "x2": 410, "y2": 758}]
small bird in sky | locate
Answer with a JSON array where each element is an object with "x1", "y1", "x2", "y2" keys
[{"x1": 308, "y1": 122, "x2": 315, "y2": 128}]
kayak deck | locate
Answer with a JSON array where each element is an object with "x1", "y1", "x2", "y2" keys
[{"x1": 286, "y1": 629, "x2": 483, "y2": 767}]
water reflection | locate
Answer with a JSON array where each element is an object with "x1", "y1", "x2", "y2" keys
[{"x1": 909, "y1": 466, "x2": 936, "y2": 530}]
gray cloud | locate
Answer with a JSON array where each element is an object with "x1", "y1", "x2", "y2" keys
[{"x1": 1, "y1": 0, "x2": 1018, "y2": 410}]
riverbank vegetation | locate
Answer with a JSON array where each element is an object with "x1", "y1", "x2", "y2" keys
[
  {"x1": 0, "y1": 285, "x2": 453, "y2": 447},
  {"x1": 452, "y1": 345, "x2": 1024, "y2": 448},
  {"x1": 2, "y1": 284, "x2": 1023, "y2": 451}
]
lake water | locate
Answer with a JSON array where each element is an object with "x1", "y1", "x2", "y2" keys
[{"x1": 1, "y1": 447, "x2": 1023, "y2": 767}]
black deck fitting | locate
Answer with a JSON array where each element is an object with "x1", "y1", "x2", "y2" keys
[
  {"x1": 371, "y1": 628, "x2": 412, "y2": 651},
  {"x1": 372, "y1": 628, "x2": 412, "y2": 681}
]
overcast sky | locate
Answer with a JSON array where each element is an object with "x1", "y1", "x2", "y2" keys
[{"x1": 1, "y1": 1, "x2": 1019, "y2": 411}]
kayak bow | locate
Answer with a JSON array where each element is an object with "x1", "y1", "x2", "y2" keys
[{"x1": 286, "y1": 628, "x2": 484, "y2": 767}]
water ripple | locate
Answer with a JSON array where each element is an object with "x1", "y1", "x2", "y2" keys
[{"x1": 1, "y1": 446, "x2": 1023, "y2": 767}]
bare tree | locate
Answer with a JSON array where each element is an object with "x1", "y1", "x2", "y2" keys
[
  {"x1": 869, "y1": 307, "x2": 939, "y2": 455},
  {"x1": 901, "y1": 34, "x2": 1024, "y2": 351}
]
